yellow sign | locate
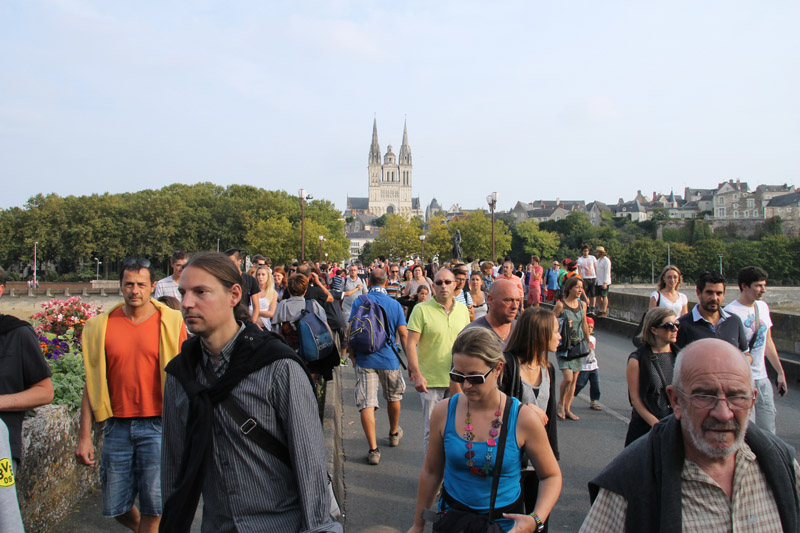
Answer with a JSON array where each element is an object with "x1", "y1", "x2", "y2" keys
[{"x1": 0, "y1": 457, "x2": 14, "y2": 487}]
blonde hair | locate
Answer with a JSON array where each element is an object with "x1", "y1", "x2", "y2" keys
[
  {"x1": 657, "y1": 265, "x2": 682, "y2": 290},
  {"x1": 256, "y1": 265, "x2": 276, "y2": 302},
  {"x1": 452, "y1": 327, "x2": 506, "y2": 368}
]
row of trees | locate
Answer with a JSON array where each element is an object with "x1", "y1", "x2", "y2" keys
[
  {"x1": 362, "y1": 209, "x2": 800, "y2": 284},
  {"x1": 0, "y1": 183, "x2": 349, "y2": 280}
]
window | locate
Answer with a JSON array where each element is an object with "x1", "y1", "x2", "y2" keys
[
  {"x1": 747, "y1": 198, "x2": 754, "y2": 208},
  {"x1": 718, "y1": 207, "x2": 726, "y2": 217},
  {"x1": 734, "y1": 194, "x2": 739, "y2": 200},
  {"x1": 733, "y1": 211, "x2": 739, "y2": 218},
  {"x1": 718, "y1": 197, "x2": 725, "y2": 205},
  {"x1": 753, "y1": 209, "x2": 759, "y2": 217}
]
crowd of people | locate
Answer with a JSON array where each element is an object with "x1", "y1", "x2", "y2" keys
[{"x1": 1, "y1": 243, "x2": 798, "y2": 533}]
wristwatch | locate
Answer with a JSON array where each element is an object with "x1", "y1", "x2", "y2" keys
[{"x1": 531, "y1": 513, "x2": 545, "y2": 532}]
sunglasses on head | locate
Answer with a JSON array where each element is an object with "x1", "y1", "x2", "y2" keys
[
  {"x1": 123, "y1": 257, "x2": 151, "y2": 268},
  {"x1": 655, "y1": 321, "x2": 680, "y2": 331},
  {"x1": 449, "y1": 365, "x2": 496, "y2": 385},
  {"x1": 435, "y1": 279, "x2": 455, "y2": 286}
]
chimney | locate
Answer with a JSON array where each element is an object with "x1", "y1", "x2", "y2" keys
[
  {"x1": 729, "y1": 179, "x2": 733, "y2": 184},
  {"x1": 652, "y1": 192, "x2": 657, "y2": 202},
  {"x1": 618, "y1": 198, "x2": 624, "y2": 205}
]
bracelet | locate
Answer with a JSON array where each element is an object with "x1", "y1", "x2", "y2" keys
[{"x1": 531, "y1": 512, "x2": 544, "y2": 532}]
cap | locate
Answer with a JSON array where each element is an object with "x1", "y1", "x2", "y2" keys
[
  {"x1": 595, "y1": 246, "x2": 606, "y2": 254},
  {"x1": 586, "y1": 317, "x2": 595, "y2": 325}
]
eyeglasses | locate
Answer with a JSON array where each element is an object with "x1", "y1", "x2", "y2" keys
[
  {"x1": 655, "y1": 321, "x2": 680, "y2": 331},
  {"x1": 455, "y1": 277, "x2": 467, "y2": 283},
  {"x1": 435, "y1": 279, "x2": 455, "y2": 286},
  {"x1": 391, "y1": 270, "x2": 399, "y2": 273},
  {"x1": 123, "y1": 257, "x2": 151, "y2": 268},
  {"x1": 675, "y1": 388, "x2": 754, "y2": 411},
  {"x1": 449, "y1": 365, "x2": 496, "y2": 385}
]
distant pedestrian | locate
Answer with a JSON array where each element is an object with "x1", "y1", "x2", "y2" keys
[
  {"x1": 724, "y1": 266, "x2": 788, "y2": 434},
  {"x1": 574, "y1": 317, "x2": 602, "y2": 412},
  {"x1": 343, "y1": 264, "x2": 368, "y2": 317},
  {"x1": 594, "y1": 247, "x2": 611, "y2": 316},
  {"x1": 526, "y1": 256, "x2": 543, "y2": 308},
  {"x1": 576, "y1": 246, "x2": 598, "y2": 314},
  {"x1": 553, "y1": 277, "x2": 589, "y2": 421},
  {"x1": 468, "y1": 271, "x2": 488, "y2": 320},
  {"x1": 649, "y1": 265, "x2": 688, "y2": 316},
  {"x1": 544, "y1": 260, "x2": 563, "y2": 303},
  {"x1": 154, "y1": 251, "x2": 188, "y2": 301}
]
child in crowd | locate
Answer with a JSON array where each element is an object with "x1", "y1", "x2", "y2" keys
[{"x1": 574, "y1": 317, "x2": 602, "y2": 411}]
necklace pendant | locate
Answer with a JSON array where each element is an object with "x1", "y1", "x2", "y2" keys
[{"x1": 491, "y1": 419, "x2": 502, "y2": 429}]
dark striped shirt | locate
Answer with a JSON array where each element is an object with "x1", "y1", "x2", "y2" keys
[{"x1": 162, "y1": 332, "x2": 340, "y2": 532}]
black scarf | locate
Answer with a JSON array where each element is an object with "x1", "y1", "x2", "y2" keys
[{"x1": 159, "y1": 323, "x2": 312, "y2": 533}]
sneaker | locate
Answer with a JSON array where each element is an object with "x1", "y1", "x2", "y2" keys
[
  {"x1": 388, "y1": 427, "x2": 404, "y2": 447},
  {"x1": 590, "y1": 401, "x2": 603, "y2": 411},
  {"x1": 367, "y1": 448, "x2": 381, "y2": 465}
]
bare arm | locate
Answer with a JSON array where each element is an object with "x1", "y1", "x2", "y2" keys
[
  {"x1": 764, "y1": 329, "x2": 787, "y2": 393},
  {"x1": 75, "y1": 385, "x2": 96, "y2": 466},
  {"x1": 258, "y1": 292, "x2": 278, "y2": 319},
  {"x1": 408, "y1": 400, "x2": 448, "y2": 532},
  {"x1": 250, "y1": 293, "x2": 260, "y2": 326},
  {"x1": 403, "y1": 330, "x2": 428, "y2": 393},
  {"x1": 0, "y1": 377, "x2": 53, "y2": 411},
  {"x1": 582, "y1": 303, "x2": 590, "y2": 339},
  {"x1": 504, "y1": 404, "x2": 562, "y2": 529},
  {"x1": 553, "y1": 301, "x2": 564, "y2": 317},
  {"x1": 648, "y1": 294, "x2": 659, "y2": 309},
  {"x1": 626, "y1": 358, "x2": 659, "y2": 426}
]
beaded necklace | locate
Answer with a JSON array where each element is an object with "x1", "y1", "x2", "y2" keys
[{"x1": 463, "y1": 394, "x2": 503, "y2": 477}]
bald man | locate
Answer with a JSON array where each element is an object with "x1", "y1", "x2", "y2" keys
[
  {"x1": 462, "y1": 279, "x2": 520, "y2": 349},
  {"x1": 582, "y1": 339, "x2": 799, "y2": 532}
]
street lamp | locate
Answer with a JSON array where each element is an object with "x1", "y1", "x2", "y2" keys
[
  {"x1": 486, "y1": 192, "x2": 498, "y2": 261},
  {"x1": 299, "y1": 188, "x2": 313, "y2": 262},
  {"x1": 718, "y1": 254, "x2": 724, "y2": 276},
  {"x1": 33, "y1": 241, "x2": 38, "y2": 288},
  {"x1": 419, "y1": 234, "x2": 426, "y2": 262},
  {"x1": 318, "y1": 235, "x2": 325, "y2": 263},
  {"x1": 94, "y1": 257, "x2": 102, "y2": 281}
]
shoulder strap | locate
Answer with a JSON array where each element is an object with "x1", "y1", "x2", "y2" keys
[
  {"x1": 489, "y1": 395, "x2": 514, "y2": 514},
  {"x1": 748, "y1": 303, "x2": 761, "y2": 351},
  {"x1": 200, "y1": 364, "x2": 291, "y2": 467},
  {"x1": 376, "y1": 300, "x2": 407, "y2": 370},
  {"x1": 657, "y1": 292, "x2": 661, "y2": 306}
]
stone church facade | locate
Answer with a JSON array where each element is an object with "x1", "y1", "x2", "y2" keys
[{"x1": 345, "y1": 118, "x2": 422, "y2": 218}]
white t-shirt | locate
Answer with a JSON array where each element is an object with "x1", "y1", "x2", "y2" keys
[
  {"x1": 650, "y1": 290, "x2": 688, "y2": 317},
  {"x1": 724, "y1": 300, "x2": 772, "y2": 380},
  {"x1": 582, "y1": 334, "x2": 598, "y2": 371},
  {"x1": 577, "y1": 255, "x2": 598, "y2": 278}
]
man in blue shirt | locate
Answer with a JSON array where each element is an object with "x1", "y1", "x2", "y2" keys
[{"x1": 347, "y1": 268, "x2": 408, "y2": 466}]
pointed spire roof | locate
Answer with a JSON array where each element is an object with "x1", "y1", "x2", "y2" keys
[
  {"x1": 399, "y1": 117, "x2": 412, "y2": 166},
  {"x1": 369, "y1": 117, "x2": 381, "y2": 165}
]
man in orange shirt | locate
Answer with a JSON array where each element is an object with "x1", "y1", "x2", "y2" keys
[{"x1": 75, "y1": 258, "x2": 186, "y2": 533}]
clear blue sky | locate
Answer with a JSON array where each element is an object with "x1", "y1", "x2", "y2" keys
[{"x1": 2, "y1": 1, "x2": 798, "y2": 212}]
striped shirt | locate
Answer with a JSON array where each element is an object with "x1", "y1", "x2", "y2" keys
[
  {"x1": 162, "y1": 327, "x2": 340, "y2": 532},
  {"x1": 580, "y1": 442, "x2": 800, "y2": 532}
]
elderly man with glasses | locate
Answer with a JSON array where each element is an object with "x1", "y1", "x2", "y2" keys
[
  {"x1": 403, "y1": 268, "x2": 470, "y2": 454},
  {"x1": 581, "y1": 338, "x2": 800, "y2": 532}
]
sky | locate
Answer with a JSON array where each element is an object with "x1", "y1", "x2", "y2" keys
[{"x1": 2, "y1": 1, "x2": 798, "y2": 213}]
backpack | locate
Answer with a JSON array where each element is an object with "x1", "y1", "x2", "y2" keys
[
  {"x1": 280, "y1": 300, "x2": 335, "y2": 362},
  {"x1": 348, "y1": 294, "x2": 391, "y2": 354}
]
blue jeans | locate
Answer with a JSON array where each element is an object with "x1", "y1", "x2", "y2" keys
[
  {"x1": 574, "y1": 369, "x2": 601, "y2": 402},
  {"x1": 101, "y1": 417, "x2": 163, "y2": 517}
]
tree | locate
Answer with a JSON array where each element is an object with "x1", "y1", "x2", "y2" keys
[
  {"x1": 449, "y1": 210, "x2": 511, "y2": 261},
  {"x1": 423, "y1": 214, "x2": 453, "y2": 262},
  {"x1": 369, "y1": 215, "x2": 422, "y2": 261},
  {"x1": 514, "y1": 220, "x2": 560, "y2": 261}
]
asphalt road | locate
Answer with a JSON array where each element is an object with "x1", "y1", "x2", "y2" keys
[{"x1": 340, "y1": 327, "x2": 800, "y2": 533}]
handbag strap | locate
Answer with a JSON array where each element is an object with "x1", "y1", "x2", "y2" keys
[
  {"x1": 200, "y1": 364, "x2": 292, "y2": 467},
  {"x1": 489, "y1": 394, "x2": 514, "y2": 515}
]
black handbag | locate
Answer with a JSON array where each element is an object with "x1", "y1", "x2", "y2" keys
[
  {"x1": 430, "y1": 396, "x2": 517, "y2": 533},
  {"x1": 564, "y1": 339, "x2": 590, "y2": 360}
]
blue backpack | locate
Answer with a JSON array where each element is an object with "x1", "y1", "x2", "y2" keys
[
  {"x1": 282, "y1": 300, "x2": 335, "y2": 362},
  {"x1": 348, "y1": 295, "x2": 407, "y2": 369}
]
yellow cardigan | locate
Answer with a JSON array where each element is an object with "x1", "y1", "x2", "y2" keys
[{"x1": 82, "y1": 299, "x2": 185, "y2": 422}]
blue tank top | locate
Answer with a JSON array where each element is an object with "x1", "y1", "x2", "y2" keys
[{"x1": 441, "y1": 393, "x2": 523, "y2": 529}]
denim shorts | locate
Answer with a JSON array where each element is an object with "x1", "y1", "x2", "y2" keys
[{"x1": 100, "y1": 417, "x2": 163, "y2": 517}]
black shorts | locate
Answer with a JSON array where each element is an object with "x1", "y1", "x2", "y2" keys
[{"x1": 583, "y1": 278, "x2": 597, "y2": 297}]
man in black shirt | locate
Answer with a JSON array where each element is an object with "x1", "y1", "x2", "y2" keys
[
  {"x1": 675, "y1": 271, "x2": 749, "y2": 359},
  {"x1": 225, "y1": 249, "x2": 260, "y2": 326},
  {"x1": 0, "y1": 268, "x2": 54, "y2": 474}
]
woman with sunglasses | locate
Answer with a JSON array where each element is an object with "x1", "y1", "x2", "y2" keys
[
  {"x1": 648, "y1": 265, "x2": 688, "y2": 316},
  {"x1": 625, "y1": 307, "x2": 680, "y2": 446},
  {"x1": 409, "y1": 328, "x2": 561, "y2": 533}
]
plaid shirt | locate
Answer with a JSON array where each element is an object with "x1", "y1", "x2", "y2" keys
[{"x1": 580, "y1": 442, "x2": 800, "y2": 532}]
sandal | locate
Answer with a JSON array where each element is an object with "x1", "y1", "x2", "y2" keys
[
  {"x1": 566, "y1": 411, "x2": 580, "y2": 421},
  {"x1": 590, "y1": 401, "x2": 603, "y2": 411}
]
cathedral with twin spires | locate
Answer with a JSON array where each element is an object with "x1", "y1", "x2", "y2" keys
[{"x1": 345, "y1": 118, "x2": 422, "y2": 218}]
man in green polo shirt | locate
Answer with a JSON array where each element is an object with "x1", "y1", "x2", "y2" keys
[{"x1": 404, "y1": 268, "x2": 471, "y2": 453}]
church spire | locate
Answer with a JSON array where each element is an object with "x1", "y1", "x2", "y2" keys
[
  {"x1": 369, "y1": 117, "x2": 381, "y2": 165},
  {"x1": 398, "y1": 118, "x2": 412, "y2": 166}
]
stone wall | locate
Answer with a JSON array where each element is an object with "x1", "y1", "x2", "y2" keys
[{"x1": 18, "y1": 405, "x2": 103, "y2": 532}]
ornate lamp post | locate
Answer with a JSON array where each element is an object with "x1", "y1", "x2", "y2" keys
[
  {"x1": 486, "y1": 192, "x2": 498, "y2": 260},
  {"x1": 419, "y1": 234, "x2": 426, "y2": 262},
  {"x1": 94, "y1": 257, "x2": 102, "y2": 281},
  {"x1": 318, "y1": 235, "x2": 325, "y2": 263},
  {"x1": 298, "y1": 188, "x2": 313, "y2": 262}
]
